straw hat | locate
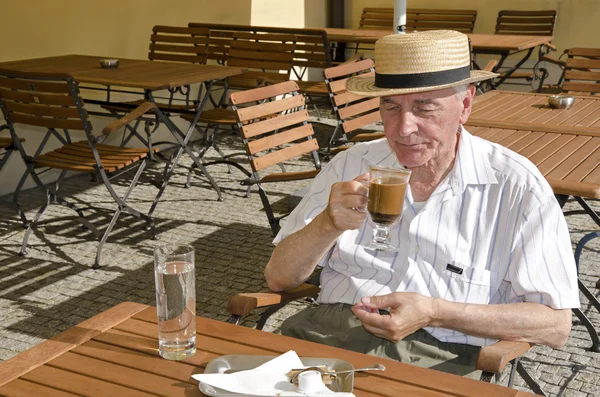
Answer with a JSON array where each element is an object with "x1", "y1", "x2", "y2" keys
[{"x1": 346, "y1": 30, "x2": 497, "y2": 96}]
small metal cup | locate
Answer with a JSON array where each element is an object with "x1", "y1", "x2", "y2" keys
[
  {"x1": 100, "y1": 59, "x2": 120, "y2": 69},
  {"x1": 548, "y1": 95, "x2": 575, "y2": 109}
]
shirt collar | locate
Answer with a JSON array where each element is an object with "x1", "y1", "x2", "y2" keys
[{"x1": 449, "y1": 126, "x2": 498, "y2": 195}]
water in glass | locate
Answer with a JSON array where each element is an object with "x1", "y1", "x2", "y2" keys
[{"x1": 155, "y1": 260, "x2": 196, "y2": 360}]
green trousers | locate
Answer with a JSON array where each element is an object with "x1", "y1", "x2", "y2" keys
[{"x1": 280, "y1": 303, "x2": 482, "y2": 380}]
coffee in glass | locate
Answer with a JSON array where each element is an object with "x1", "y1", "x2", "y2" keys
[{"x1": 362, "y1": 165, "x2": 411, "y2": 251}]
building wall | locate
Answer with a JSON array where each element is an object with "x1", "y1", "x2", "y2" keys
[
  {"x1": 344, "y1": 0, "x2": 600, "y2": 53},
  {"x1": 0, "y1": 0, "x2": 327, "y2": 196}
]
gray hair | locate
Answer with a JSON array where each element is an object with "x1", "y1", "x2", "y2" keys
[{"x1": 452, "y1": 84, "x2": 469, "y2": 101}]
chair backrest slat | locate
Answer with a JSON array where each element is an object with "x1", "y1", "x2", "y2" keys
[
  {"x1": 241, "y1": 109, "x2": 309, "y2": 138},
  {"x1": 359, "y1": 7, "x2": 477, "y2": 33},
  {"x1": 148, "y1": 25, "x2": 209, "y2": 64},
  {"x1": 324, "y1": 59, "x2": 381, "y2": 141},
  {"x1": 562, "y1": 48, "x2": 600, "y2": 95},
  {"x1": 495, "y1": 10, "x2": 557, "y2": 36},
  {"x1": 0, "y1": 71, "x2": 87, "y2": 131},
  {"x1": 188, "y1": 23, "x2": 332, "y2": 71},
  {"x1": 230, "y1": 80, "x2": 319, "y2": 173},
  {"x1": 338, "y1": 97, "x2": 379, "y2": 120},
  {"x1": 0, "y1": 88, "x2": 77, "y2": 106},
  {"x1": 342, "y1": 111, "x2": 382, "y2": 134},
  {"x1": 235, "y1": 93, "x2": 305, "y2": 122},
  {"x1": 247, "y1": 123, "x2": 314, "y2": 154},
  {"x1": 252, "y1": 139, "x2": 318, "y2": 172},
  {"x1": 226, "y1": 32, "x2": 296, "y2": 79}
]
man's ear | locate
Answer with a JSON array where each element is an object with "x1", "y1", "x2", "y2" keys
[{"x1": 459, "y1": 85, "x2": 476, "y2": 125}]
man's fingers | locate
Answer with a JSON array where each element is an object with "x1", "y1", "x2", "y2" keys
[{"x1": 361, "y1": 294, "x2": 397, "y2": 309}]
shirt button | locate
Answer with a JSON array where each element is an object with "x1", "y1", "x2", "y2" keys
[{"x1": 415, "y1": 245, "x2": 420, "y2": 254}]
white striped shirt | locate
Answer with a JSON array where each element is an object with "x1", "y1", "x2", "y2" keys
[{"x1": 274, "y1": 127, "x2": 580, "y2": 347}]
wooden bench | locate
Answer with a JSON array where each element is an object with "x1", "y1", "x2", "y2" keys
[
  {"x1": 359, "y1": 8, "x2": 478, "y2": 33},
  {"x1": 189, "y1": 23, "x2": 334, "y2": 115}
]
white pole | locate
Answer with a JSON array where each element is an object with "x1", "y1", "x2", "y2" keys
[{"x1": 394, "y1": 0, "x2": 407, "y2": 34}]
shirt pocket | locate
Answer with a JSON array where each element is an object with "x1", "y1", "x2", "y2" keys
[{"x1": 433, "y1": 259, "x2": 492, "y2": 304}]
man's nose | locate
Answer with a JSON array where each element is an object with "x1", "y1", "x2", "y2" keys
[{"x1": 393, "y1": 111, "x2": 417, "y2": 137}]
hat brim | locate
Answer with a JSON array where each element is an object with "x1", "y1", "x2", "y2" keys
[{"x1": 346, "y1": 70, "x2": 498, "y2": 97}]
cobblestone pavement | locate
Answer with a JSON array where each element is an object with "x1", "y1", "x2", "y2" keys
[{"x1": 0, "y1": 118, "x2": 599, "y2": 396}]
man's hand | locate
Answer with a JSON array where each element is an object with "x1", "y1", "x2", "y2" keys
[
  {"x1": 351, "y1": 292, "x2": 437, "y2": 342},
  {"x1": 324, "y1": 173, "x2": 369, "y2": 232}
]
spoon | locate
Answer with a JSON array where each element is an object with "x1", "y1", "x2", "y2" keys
[
  {"x1": 326, "y1": 363, "x2": 386, "y2": 375},
  {"x1": 290, "y1": 363, "x2": 386, "y2": 384}
]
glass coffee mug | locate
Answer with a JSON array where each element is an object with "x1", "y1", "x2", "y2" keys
[
  {"x1": 362, "y1": 165, "x2": 412, "y2": 251},
  {"x1": 154, "y1": 244, "x2": 196, "y2": 360}
]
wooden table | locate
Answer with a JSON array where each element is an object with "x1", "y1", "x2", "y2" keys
[
  {"x1": 321, "y1": 29, "x2": 552, "y2": 89},
  {"x1": 469, "y1": 90, "x2": 600, "y2": 352},
  {"x1": 0, "y1": 301, "x2": 536, "y2": 397},
  {"x1": 0, "y1": 55, "x2": 246, "y2": 202}
]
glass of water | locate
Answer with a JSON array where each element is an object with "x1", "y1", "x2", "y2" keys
[{"x1": 154, "y1": 244, "x2": 196, "y2": 360}]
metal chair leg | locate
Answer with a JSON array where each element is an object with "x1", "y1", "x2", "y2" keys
[
  {"x1": 257, "y1": 184, "x2": 280, "y2": 236},
  {"x1": 515, "y1": 359, "x2": 547, "y2": 396},
  {"x1": 20, "y1": 189, "x2": 51, "y2": 257},
  {"x1": 94, "y1": 207, "x2": 122, "y2": 269}
]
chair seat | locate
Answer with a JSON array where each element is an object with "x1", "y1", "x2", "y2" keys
[
  {"x1": 259, "y1": 169, "x2": 320, "y2": 183},
  {"x1": 295, "y1": 80, "x2": 329, "y2": 96},
  {"x1": 180, "y1": 107, "x2": 237, "y2": 124},
  {"x1": 498, "y1": 71, "x2": 534, "y2": 80},
  {"x1": 0, "y1": 137, "x2": 14, "y2": 150},
  {"x1": 102, "y1": 100, "x2": 194, "y2": 114},
  {"x1": 34, "y1": 141, "x2": 156, "y2": 173}
]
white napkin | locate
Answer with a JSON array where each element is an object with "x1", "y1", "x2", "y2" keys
[{"x1": 192, "y1": 350, "x2": 355, "y2": 397}]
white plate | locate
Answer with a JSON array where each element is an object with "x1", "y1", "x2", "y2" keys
[{"x1": 197, "y1": 355, "x2": 354, "y2": 396}]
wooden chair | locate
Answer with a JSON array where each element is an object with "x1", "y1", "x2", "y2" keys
[
  {"x1": 188, "y1": 23, "x2": 336, "y2": 118},
  {"x1": 0, "y1": 130, "x2": 27, "y2": 227},
  {"x1": 0, "y1": 69, "x2": 161, "y2": 268},
  {"x1": 228, "y1": 81, "x2": 321, "y2": 235},
  {"x1": 358, "y1": 7, "x2": 477, "y2": 33},
  {"x1": 180, "y1": 32, "x2": 298, "y2": 188},
  {"x1": 355, "y1": 7, "x2": 477, "y2": 53},
  {"x1": 226, "y1": 282, "x2": 545, "y2": 395},
  {"x1": 495, "y1": 10, "x2": 557, "y2": 36},
  {"x1": 493, "y1": 10, "x2": 557, "y2": 90},
  {"x1": 558, "y1": 48, "x2": 600, "y2": 95},
  {"x1": 323, "y1": 58, "x2": 383, "y2": 154},
  {"x1": 224, "y1": 31, "x2": 297, "y2": 91},
  {"x1": 101, "y1": 26, "x2": 211, "y2": 147}
]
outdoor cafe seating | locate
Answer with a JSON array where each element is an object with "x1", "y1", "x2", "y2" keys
[{"x1": 0, "y1": 3, "x2": 599, "y2": 397}]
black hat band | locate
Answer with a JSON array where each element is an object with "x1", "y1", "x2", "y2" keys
[{"x1": 374, "y1": 66, "x2": 471, "y2": 89}]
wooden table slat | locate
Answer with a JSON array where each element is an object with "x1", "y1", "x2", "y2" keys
[
  {"x1": 504, "y1": 131, "x2": 546, "y2": 153},
  {"x1": 559, "y1": 99, "x2": 600, "y2": 128},
  {"x1": 471, "y1": 92, "x2": 526, "y2": 119},
  {"x1": 496, "y1": 130, "x2": 528, "y2": 147},
  {"x1": 482, "y1": 128, "x2": 519, "y2": 143},
  {"x1": 0, "y1": 378, "x2": 80, "y2": 397},
  {"x1": 73, "y1": 340, "x2": 201, "y2": 384},
  {"x1": 528, "y1": 134, "x2": 575, "y2": 166},
  {"x1": 546, "y1": 137, "x2": 600, "y2": 180},
  {"x1": 49, "y1": 351, "x2": 198, "y2": 396},
  {"x1": 94, "y1": 328, "x2": 217, "y2": 368},
  {"x1": 537, "y1": 135, "x2": 592, "y2": 175},
  {"x1": 21, "y1": 365, "x2": 151, "y2": 397},
  {"x1": 0, "y1": 301, "x2": 147, "y2": 387}
]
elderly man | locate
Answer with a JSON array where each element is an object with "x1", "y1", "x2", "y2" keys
[{"x1": 264, "y1": 31, "x2": 579, "y2": 378}]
